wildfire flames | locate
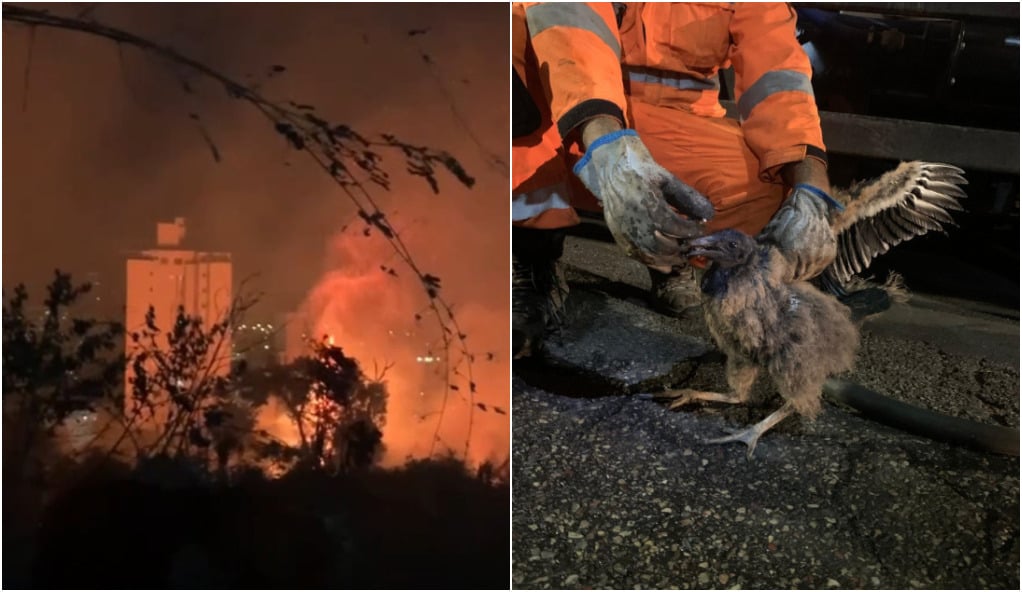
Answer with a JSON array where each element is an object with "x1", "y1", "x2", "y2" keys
[{"x1": 257, "y1": 228, "x2": 509, "y2": 469}]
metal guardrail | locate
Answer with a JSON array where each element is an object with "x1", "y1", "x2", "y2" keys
[
  {"x1": 796, "y1": 2, "x2": 1020, "y2": 21},
  {"x1": 815, "y1": 111, "x2": 1020, "y2": 175}
]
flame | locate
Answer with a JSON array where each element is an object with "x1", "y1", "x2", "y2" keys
[
  {"x1": 259, "y1": 229, "x2": 508, "y2": 468},
  {"x1": 256, "y1": 395, "x2": 301, "y2": 448}
]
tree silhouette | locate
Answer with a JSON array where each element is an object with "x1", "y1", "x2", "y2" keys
[
  {"x1": 125, "y1": 294, "x2": 258, "y2": 466},
  {"x1": 3, "y1": 269, "x2": 392, "y2": 481},
  {"x1": 2, "y1": 271, "x2": 123, "y2": 479}
]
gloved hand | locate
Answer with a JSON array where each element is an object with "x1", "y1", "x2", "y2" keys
[
  {"x1": 573, "y1": 129, "x2": 715, "y2": 271},
  {"x1": 759, "y1": 183, "x2": 844, "y2": 279}
]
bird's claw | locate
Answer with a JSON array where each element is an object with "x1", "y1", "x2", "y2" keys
[
  {"x1": 704, "y1": 426, "x2": 762, "y2": 460},
  {"x1": 658, "y1": 388, "x2": 699, "y2": 410}
]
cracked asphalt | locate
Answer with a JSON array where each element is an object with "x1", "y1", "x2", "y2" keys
[{"x1": 511, "y1": 234, "x2": 1020, "y2": 590}]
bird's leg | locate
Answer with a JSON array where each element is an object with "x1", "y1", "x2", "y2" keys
[
  {"x1": 724, "y1": 356, "x2": 758, "y2": 401},
  {"x1": 657, "y1": 388, "x2": 743, "y2": 410},
  {"x1": 705, "y1": 401, "x2": 796, "y2": 460},
  {"x1": 658, "y1": 356, "x2": 759, "y2": 410}
]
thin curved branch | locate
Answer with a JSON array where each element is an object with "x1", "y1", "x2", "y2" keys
[
  {"x1": 406, "y1": 34, "x2": 509, "y2": 176},
  {"x1": 21, "y1": 23, "x2": 35, "y2": 111}
]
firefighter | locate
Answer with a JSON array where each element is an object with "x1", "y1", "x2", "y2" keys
[{"x1": 513, "y1": 2, "x2": 838, "y2": 357}]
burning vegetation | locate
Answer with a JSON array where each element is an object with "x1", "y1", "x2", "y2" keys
[{"x1": 4, "y1": 271, "x2": 509, "y2": 588}]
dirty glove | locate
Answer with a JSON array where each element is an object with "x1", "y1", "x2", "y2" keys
[
  {"x1": 573, "y1": 129, "x2": 715, "y2": 271},
  {"x1": 759, "y1": 183, "x2": 844, "y2": 279}
]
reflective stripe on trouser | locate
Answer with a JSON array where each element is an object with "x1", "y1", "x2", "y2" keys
[
  {"x1": 512, "y1": 181, "x2": 580, "y2": 230},
  {"x1": 513, "y1": 118, "x2": 581, "y2": 230},
  {"x1": 628, "y1": 98, "x2": 786, "y2": 237}
]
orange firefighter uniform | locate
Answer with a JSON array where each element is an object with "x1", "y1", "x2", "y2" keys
[
  {"x1": 621, "y1": 2, "x2": 826, "y2": 236},
  {"x1": 514, "y1": 2, "x2": 827, "y2": 238},
  {"x1": 512, "y1": 2, "x2": 626, "y2": 229}
]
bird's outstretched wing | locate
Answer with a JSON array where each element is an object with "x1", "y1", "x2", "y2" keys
[{"x1": 823, "y1": 162, "x2": 967, "y2": 285}]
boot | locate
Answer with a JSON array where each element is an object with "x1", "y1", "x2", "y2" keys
[
  {"x1": 512, "y1": 226, "x2": 569, "y2": 358},
  {"x1": 648, "y1": 265, "x2": 702, "y2": 318}
]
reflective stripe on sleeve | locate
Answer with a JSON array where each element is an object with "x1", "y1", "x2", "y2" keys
[
  {"x1": 738, "y1": 69, "x2": 814, "y2": 121},
  {"x1": 526, "y1": 3, "x2": 621, "y2": 56}
]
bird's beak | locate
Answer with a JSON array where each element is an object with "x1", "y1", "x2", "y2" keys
[{"x1": 684, "y1": 235, "x2": 720, "y2": 260}]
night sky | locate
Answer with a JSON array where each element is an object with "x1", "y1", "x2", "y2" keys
[
  {"x1": 3, "y1": 2, "x2": 507, "y2": 315},
  {"x1": 2, "y1": 3, "x2": 510, "y2": 463}
]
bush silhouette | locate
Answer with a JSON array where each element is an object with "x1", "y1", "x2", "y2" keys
[{"x1": 32, "y1": 455, "x2": 508, "y2": 588}]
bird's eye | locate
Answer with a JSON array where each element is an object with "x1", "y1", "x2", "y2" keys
[{"x1": 728, "y1": 241, "x2": 737, "y2": 248}]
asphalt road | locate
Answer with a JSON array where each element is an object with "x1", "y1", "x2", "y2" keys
[{"x1": 511, "y1": 235, "x2": 1020, "y2": 590}]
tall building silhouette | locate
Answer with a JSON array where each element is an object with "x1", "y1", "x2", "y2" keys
[{"x1": 124, "y1": 218, "x2": 232, "y2": 418}]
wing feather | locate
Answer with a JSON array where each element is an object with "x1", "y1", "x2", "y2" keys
[
  {"x1": 912, "y1": 198, "x2": 957, "y2": 225},
  {"x1": 846, "y1": 223, "x2": 865, "y2": 274},
  {"x1": 823, "y1": 162, "x2": 967, "y2": 284},
  {"x1": 836, "y1": 231, "x2": 853, "y2": 278},
  {"x1": 874, "y1": 210, "x2": 901, "y2": 244}
]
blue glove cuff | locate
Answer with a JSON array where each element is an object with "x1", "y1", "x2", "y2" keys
[
  {"x1": 572, "y1": 128, "x2": 638, "y2": 176},
  {"x1": 794, "y1": 183, "x2": 845, "y2": 212}
]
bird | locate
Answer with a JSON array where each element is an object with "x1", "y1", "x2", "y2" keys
[{"x1": 658, "y1": 162, "x2": 968, "y2": 458}]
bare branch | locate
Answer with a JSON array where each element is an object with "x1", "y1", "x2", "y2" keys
[{"x1": 405, "y1": 33, "x2": 508, "y2": 176}]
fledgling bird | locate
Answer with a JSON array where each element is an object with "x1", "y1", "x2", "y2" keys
[{"x1": 661, "y1": 162, "x2": 968, "y2": 458}]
